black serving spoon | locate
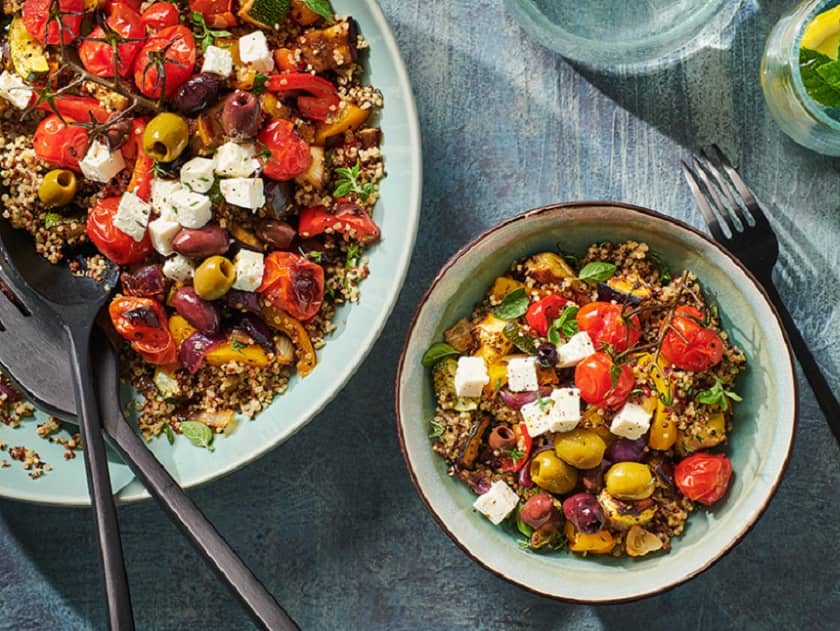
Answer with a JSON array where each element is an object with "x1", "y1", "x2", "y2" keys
[{"x1": 0, "y1": 227, "x2": 297, "y2": 630}]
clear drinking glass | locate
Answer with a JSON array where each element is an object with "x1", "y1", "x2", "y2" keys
[
  {"x1": 505, "y1": 0, "x2": 743, "y2": 68},
  {"x1": 761, "y1": 0, "x2": 840, "y2": 156}
]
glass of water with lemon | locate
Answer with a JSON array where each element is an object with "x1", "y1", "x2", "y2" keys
[{"x1": 762, "y1": 1, "x2": 840, "y2": 155}]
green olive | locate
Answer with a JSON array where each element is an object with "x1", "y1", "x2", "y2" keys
[
  {"x1": 554, "y1": 428, "x2": 606, "y2": 470},
  {"x1": 142, "y1": 112, "x2": 189, "y2": 162},
  {"x1": 530, "y1": 451, "x2": 578, "y2": 495},
  {"x1": 605, "y1": 462, "x2": 655, "y2": 500},
  {"x1": 38, "y1": 169, "x2": 77, "y2": 207},
  {"x1": 193, "y1": 256, "x2": 235, "y2": 301}
]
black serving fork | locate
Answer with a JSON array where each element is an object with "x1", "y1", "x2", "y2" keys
[{"x1": 681, "y1": 144, "x2": 840, "y2": 445}]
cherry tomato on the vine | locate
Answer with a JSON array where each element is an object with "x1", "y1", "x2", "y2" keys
[
  {"x1": 674, "y1": 452, "x2": 733, "y2": 506},
  {"x1": 140, "y1": 2, "x2": 180, "y2": 31},
  {"x1": 79, "y1": 3, "x2": 145, "y2": 78},
  {"x1": 257, "y1": 118, "x2": 312, "y2": 181},
  {"x1": 86, "y1": 197, "x2": 153, "y2": 265},
  {"x1": 525, "y1": 294, "x2": 569, "y2": 337},
  {"x1": 574, "y1": 352, "x2": 635, "y2": 410},
  {"x1": 109, "y1": 295, "x2": 177, "y2": 365},
  {"x1": 258, "y1": 251, "x2": 325, "y2": 321},
  {"x1": 576, "y1": 301, "x2": 641, "y2": 353},
  {"x1": 133, "y1": 25, "x2": 196, "y2": 99},
  {"x1": 661, "y1": 306, "x2": 724, "y2": 372},
  {"x1": 33, "y1": 115, "x2": 90, "y2": 172},
  {"x1": 22, "y1": 0, "x2": 84, "y2": 45}
]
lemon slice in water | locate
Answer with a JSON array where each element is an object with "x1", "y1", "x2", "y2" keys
[{"x1": 802, "y1": 4, "x2": 840, "y2": 59}]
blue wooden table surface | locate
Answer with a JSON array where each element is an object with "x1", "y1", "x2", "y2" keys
[{"x1": 2, "y1": 1, "x2": 839, "y2": 628}]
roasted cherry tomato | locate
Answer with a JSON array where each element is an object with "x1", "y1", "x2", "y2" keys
[
  {"x1": 133, "y1": 25, "x2": 196, "y2": 99},
  {"x1": 33, "y1": 115, "x2": 89, "y2": 172},
  {"x1": 35, "y1": 95, "x2": 111, "y2": 124},
  {"x1": 298, "y1": 201, "x2": 381, "y2": 243},
  {"x1": 86, "y1": 197, "x2": 153, "y2": 265},
  {"x1": 258, "y1": 251, "x2": 325, "y2": 321},
  {"x1": 576, "y1": 301, "x2": 641, "y2": 353},
  {"x1": 188, "y1": 0, "x2": 238, "y2": 28},
  {"x1": 499, "y1": 423, "x2": 532, "y2": 473},
  {"x1": 140, "y1": 2, "x2": 180, "y2": 31},
  {"x1": 258, "y1": 118, "x2": 312, "y2": 181},
  {"x1": 266, "y1": 73, "x2": 340, "y2": 121},
  {"x1": 674, "y1": 452, "x2": 733, "y2": 506},
  {"x1": 22, "y1": 0, "x2": 83, "y2": 45},
  {"x1": 79, "y1": 3, "x2": 145, "y2": 78},
  {"x1": 525, "y1": 295, "x2": 569, "y2": 337},
  {"x1": 661, "y1": 306, "x2": 724, "y2": 372},
  {"x1": 109, "y1": 295, "x2": 177, "y2": 365},
  {"x1": 575, "y1": 352, "x2": 634, "y2": 410}
]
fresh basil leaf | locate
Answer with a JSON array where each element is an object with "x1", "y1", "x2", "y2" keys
[
  {"x1": 180, "y1": 421, "x2": 215, "y2": 452},
  {"x1": 421, "y1": 341, "x2": 459, "y2": 367},
  {"x1": 503, "y1": 322, "x2": 537, "y2": 354},
  {"x1": 494, "y1": 287, "x2": 529, "y2": 320},
  {"x1": 548, "y1": 306, "x2": 580, "y2": 344},
  {"x1": 577, "y1": 262, "x2": 617, "y2": 283},
  {"x1": 800, "y1": 48, "x2": 840, "y2": 108},
  {"x1": 305, "y1": 0, "x2": 335, "y2": 22},
  {"x1": 696, "y1": 377, "x2": 742, "y2": 411}
]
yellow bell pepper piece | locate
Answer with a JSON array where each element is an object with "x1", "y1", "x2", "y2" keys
[
  {"x1": 207, "y1": 340, "x2": 269, "y2": 368},
  {"x1": 636, "y1": 353, "x2": 678, "y2": 451},
  {"x1": 473, "y1": 314, "x2": 513, "y2": 364},
  {"x1": 484, "y1": 360, "x2": 509, "y2": 395},
  {"x1": 489, "y1": 276, "x2": 524, "y2": 303},
  {"x1": 564, "y1": 522, "x2": 615, "y2": 554},
  {"x1": 9, "y1": 18, "x2": 49, "y2": 78},
  {"x1": 169, "y1": 315, "x2": 197, "y2": 347},
  {"x1": 676, "y1": 412, "x2": 727, "y2": 454},
  {"x1": 261, "y1": 304, "x2": 317, "y2": 377},
  {"x1": 314, "y1": 102, "x2": 370, "y2": 145}
]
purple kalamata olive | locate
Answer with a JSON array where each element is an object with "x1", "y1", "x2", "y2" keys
[
  {"x1": 488, "y1": 425, "x2": 517, "y2": 451},
  {"x1": 264, "y1": 180, "x2": 293, "y2": 219},
  {"x1": 104, "y1": 118, "x2": 132, "y2": 151},
  {"x1": 120, "y1": 264, "x2": 166, "y2": 300},
  {"x1": 171, "y1": 73, "x2": 223, "y2": 115},
  {"x1": 179, "y1": 331, "x2": 225, "y2": 374},
  {"x1": 172, "y1": 224, "x2": 230, "y2": 258},
  {"x1": 580, "y1": 460, "x2": 611, "y2": 494},
  {"x1": 172, "y1": 287, "x2": 220, "y2": 335},
  {"x1": 536, "y1": 342, "x2": 558, "y2": 368},
  {"x1": 236, "y1": 314, "x2": 273, "y2": 351},
  {"x1": 562, "y1": 493, "x2": 606, "y2": 534},
  {"x1": 221, "y1": 90, "x2": 261, "y2": 139},
  {"x1": 256, "y1": 219, "x2": 295, "y2": 249},
  {"x1": 606, "y1": 437, "x2": 647, "y2": 463},
  {"x1": 226, "y1": 289, "x2": 262, "y2": 314},
  {"x1": 0, "y1": 381, "x2": 22, "y2": 402},
  {"x1": 520, "y1": 494, "x2": 556, "y2": 529},
  {"x1": 124, "y1": 306, "x2": 161, "y2": 329},
  {"x1": 498, "y1": 386, "x2": 553, "y2": 410}
]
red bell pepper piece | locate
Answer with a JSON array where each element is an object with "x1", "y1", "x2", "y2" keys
[
  {"x1": 126, "y1": 118, "x2": 153, "y2": 201},
  {"x1": 266, "y1": 73, "x2": 340, "y2": 121},
  {"x1": 36, "y1": 95, "x2": 110, "y2": 123},
  {"x1": 298, "y1": 202, "x2": 381, "y2": 243},
  {"x1": 525, "y1": 294, "x2": 569, "y2": 337},
  {"x1": 188, "y1": 0, "x2": 238, "y2": 28},
  {"x1": 500, "y1": 424, "x2": 532, "y2": 473}
]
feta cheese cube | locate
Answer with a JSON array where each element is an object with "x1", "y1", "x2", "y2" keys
[
  {"x1": 220, "y1": 177, "x2": 264, "y2": 210},
  {"x1": 169, "y1": 188, "x2": 212, "y2": 228},
  {"x1": 453, "y1": 356, "x2": 489, "y2": 398},
  {"x1": 232, "y1": 249, "x2": 264, "y2": 292},
  {"x1": 201, "y1": 45, "x2": 233, "y2": 77},
  {"x1": 214, "y1": 142, "x2": 260, "y2": 178},
  {"x1": 238, "y1": 31, "x2": 274, "y2": 74},
  {"x1": 473, "y1": 480, "x2": 519, "y2": 525},
  {"x1": 180, "y1": 157, "x2": 216, "y2": 193},
  {"x1": 520, "y1": 398, "x2": 554, "y2": 438},
  {"x1": 151, "y1": 178, "x2": 183, "y2": 220},
  {"x1": 148, "y1": 217, "x2": 181, "y2": 256},
  {"x1": 162, "y1": 254, "x2": 195, "y2": 282},
  {"x1": 113, "y1": 192, "x2": 151, "y2": 242},
  {"x1": 610, "y1": 402, "x2": 653, "y2": 440},
  {"x1": 506, "y1": 357, "x2": 538, "y2": 392},
  {"x1": 548, "y1": 387, "x2": 581, "y2": 433},
  {"x1": 556, "y1": 331, "x2": 596, "y2": 368},
  {"x1": 79, "y1": 139, "x2": 126, "y2": 184},
  {"x1": 0, "y1": 71, "x2": 32, "y2": 109}
]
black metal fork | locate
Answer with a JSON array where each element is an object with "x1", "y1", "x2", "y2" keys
[{"x1": 681, "y1": 144, "x2": 840, "y2": 445}]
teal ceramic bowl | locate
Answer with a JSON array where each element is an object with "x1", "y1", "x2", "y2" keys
[
  {"x1": 396, "y1": 202, "x2": 797, "y2": 602},
  {"x1": 0, "y1": 0, "x2": 421, "y2": 505}
]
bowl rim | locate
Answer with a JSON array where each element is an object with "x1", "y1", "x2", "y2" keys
[{"x1": 394, "y1": 200, "x2": 799, "y2": 603}]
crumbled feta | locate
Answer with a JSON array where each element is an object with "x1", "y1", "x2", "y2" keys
[
  {"x1": 0, "y1": 71, "x2": 32, "y2": 109},
  {"x1": 180, "y1": 157, "x2": 216, "y2": 193},
  {"x1": 556, "y1": 331, "x2": 595, "y2": 368},
  {"x1": 520, "y1": 398, "x2": 554, "y2": 438},
  {"x1": 78, "y1": 139, "x2": 126, "y2": 184},
  {"x1": 610, "y1": 402, "x2": 653, "y2": 440},
  {"x1": 506, "y1": 357, "x2": 538, "y2": 392},
  {"x1": 548, "y1": 387, "x2": 581, "y2": 433},
  {"x1": 238, "y1": 31, "x2": 274, "y2": 74},
  {"x1": 473, "y1": 480, "x2": 519, "y2": 525},
  {"x1": 151, "y1": 178, "x2": 183, "y2": 220},
  {"x1": 454, "y1": 356, "x2": 489, "y2": 399},
  {"x1": 148, "y1": 217, "x2": 181, "y2": 256},
  {"x1": 220, "y1": 177, "x2": 264, "y2": 210},
  {"x1": 232, "y1": 249, "x2": 265, "y2": 292},
  {"x1": 200, "y1": 45, "x2": 233, "y2": 77},
  {"x1": 162, "y1": 254, "x2": 195, "y2": 282},
  {"x1": 113, "y1": 192, "x2": 151, "y2": 242},
  {"x1": 214, "y1": 142, "x2": 260, "y2": 178},
  {"x1": 169, "y1": 188, "x2": 212, "y2": 229}
]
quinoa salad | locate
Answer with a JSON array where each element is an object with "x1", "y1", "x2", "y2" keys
[
  {"x1": 422, "y1": 241, "x2": 746, "y2": 558},
  {"x1": 0, "y1": 0, "x2": 385, "y2": 452}
]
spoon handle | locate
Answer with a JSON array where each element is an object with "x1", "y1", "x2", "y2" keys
[
  {"x1": 94, "y1": 342, "x2": 298, "y2": 631},
  {"x1": 67, "y1": 325, "x2": 134, "y2": 631}
]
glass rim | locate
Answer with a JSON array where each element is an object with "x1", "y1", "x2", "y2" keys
[{"x1": 791, "y1": 0, "x2": 840, "y2": 131}]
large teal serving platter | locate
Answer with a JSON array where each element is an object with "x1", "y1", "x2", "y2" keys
[
  {"x1": 396, "y1": 202, "x2": 797, "y2": 602},
  {"x1": 0, "y1": 0, "x2": 421, "y2": 505}
]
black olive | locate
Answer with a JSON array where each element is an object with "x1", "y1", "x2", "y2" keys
[{"x1": 170, "y1": 73, "x2": 224, "y2": 115}]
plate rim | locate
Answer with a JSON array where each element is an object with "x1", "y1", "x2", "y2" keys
[{"x1": 394, "y1": 200, "x2": 799, "y2": 603}]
